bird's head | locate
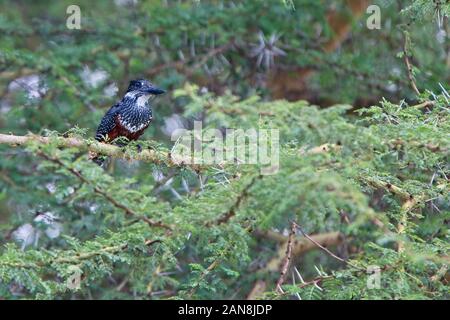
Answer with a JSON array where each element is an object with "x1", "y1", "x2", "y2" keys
[{"x1": 126, "y1": 79, "x2": 166, "y2": 97}]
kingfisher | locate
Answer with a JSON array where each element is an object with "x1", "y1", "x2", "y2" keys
[{"x1": 91, "y1": 78, "x2": 165, "y2": 165}]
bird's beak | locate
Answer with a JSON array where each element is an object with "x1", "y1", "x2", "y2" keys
[{"x1": 146, "y1": 86, "x2": 166, "y2": 95}]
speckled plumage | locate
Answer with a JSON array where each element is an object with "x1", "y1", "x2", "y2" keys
[
  {"x1": 95, "y1": 93, "x2": 153, "y2": 142},
  {"x1": 92, "y1": 79, "x2": 165, "y2": 165},
  {"x1": 95, "y1": 79, "x2": 164, "y2": 143}
]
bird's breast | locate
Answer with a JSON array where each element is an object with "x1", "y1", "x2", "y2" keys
[{"x1": 117, "y1": 106, "x2": 152, "y2": 134}]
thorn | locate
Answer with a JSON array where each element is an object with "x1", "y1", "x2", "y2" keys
[
  {"x1": 294, "y1": 266, "x2": 305, "y2": 284},
  {"x1": 313, "y1": 282, "x2": 323, "y2": 291},
  {"x1": 438, "y1": 82, "x2": 450, "y2": 103},
  {"x1": 276, "y1": 284, "x2": 284, "y2": 294},
  {"x1": 181, "y1": 177, "x2": 190, "y2": 193},
  {"x1": 169, "y1": 187, "x2": 182, "y2": 200},
  {"x1": 314, "y1": 265, "x2": 323, "y2": 276}
]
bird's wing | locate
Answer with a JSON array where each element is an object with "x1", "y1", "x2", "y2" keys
[{"x1": 95, "y1": 104, "x2": 121, "y2": 142}]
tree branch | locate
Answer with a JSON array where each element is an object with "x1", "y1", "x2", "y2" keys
[
  {"x1": 247, "y1": 230, "x2": 344, "y2": 299},
  {"x1": 403, "y1": 32, "x2": 421, "y2": 96},
  {"x1": 0, "y1": 133, "x2": 200, "y2": 170},
  {"x1": 362, "y1": 176, "x2": 414, "y2": 202},
  {"x1": 264, "y1": 231, "x2": 345, "y2": 272},
  {"x1": 205, "y1": 175, "x2": 262, "y2": 226},
  {"x1": 294, "y1": 222, "x2": 364, "y2": 271},
  {"x1": 275, "y1": 221, "x2": 296, "y2": 293}
]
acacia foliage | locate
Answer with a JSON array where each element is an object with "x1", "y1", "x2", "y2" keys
[{"x1": 0, "y1": 86, "x2": 448, "y2": 299}]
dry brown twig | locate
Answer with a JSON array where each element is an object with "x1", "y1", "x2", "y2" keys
[
  {"x1": 293, "y1": 222, "x2": 365, "y2": 271},
  {"x1": 206, "y1": 175, "x2": 261, "y2": 226},
  {"x1": 247, "y1": 229, "x2": 344, "y2": 299},
  {"x1": 403, "y1": 32, "x2": 421, "y2": 96},
  {"x1": 261, "y1": 231, "x2": 345, "y2": 271},
  {"x1": 275, "y1": 221, "x2": 297, "y2": 293}
]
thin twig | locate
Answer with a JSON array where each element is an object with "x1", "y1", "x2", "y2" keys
[
  {"x1": 403, "y1": 32, "x2": 420, "y2": 96},
  {"x1": 293, "y1": 222, "x2": 364, "y2": 271},
  {"x1": 294, "y1": 223, "x2": 346, "y2": 263},
  {"x1": 275, "y1": 221, "x2": 296, "y2": 293},
  {"x1": 205, "y1": 175, "x2": 261, "y2": 226},
  {"x1": 146, "y1": 40, "x2": 234, "y2": 77},
  {"x1": 296, "y1": 275, "x2": 334, "y2": 289}
]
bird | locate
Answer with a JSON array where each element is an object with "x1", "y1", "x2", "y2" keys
[{"x1": 90, "y1": 78, "x2": 166, "y2": 165}]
